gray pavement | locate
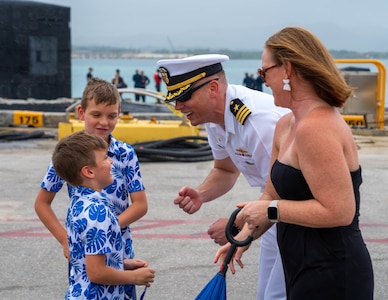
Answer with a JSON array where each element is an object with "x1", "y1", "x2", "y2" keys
[{"x1": 0, "y1": 131, "x2": 387, "y2": 299}]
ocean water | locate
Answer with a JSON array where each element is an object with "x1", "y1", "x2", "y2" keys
[{"x1": 71, "y1": 58, "x2": 388, "y2": 108}]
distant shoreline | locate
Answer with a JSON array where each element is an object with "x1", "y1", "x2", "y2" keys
[
  {"x1": 72, "y1": 52, "x2": 189, "y2": 60},
  {"x1": 72, "y1": 47, "x2": 388, "y2": 60}
]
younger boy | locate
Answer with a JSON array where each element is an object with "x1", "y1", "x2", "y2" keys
[{"x1": 52, "y1": 131, "x2": 155, "y2": 299}]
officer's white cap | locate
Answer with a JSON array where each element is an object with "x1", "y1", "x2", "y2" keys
[{"x1": 156, "y1": 54, "x2": 229, "y2": 102}]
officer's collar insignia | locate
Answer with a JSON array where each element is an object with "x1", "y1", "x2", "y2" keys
[{"x1": 230, "y1": 98, "x2": 251, "y2": 125}]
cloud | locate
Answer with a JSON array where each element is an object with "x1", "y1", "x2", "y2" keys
[{"x1": 34, "y1": 0, "x2": 388, "y2": 52}]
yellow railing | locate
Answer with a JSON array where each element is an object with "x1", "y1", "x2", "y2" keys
[{"x1": 335, "y1": 59, "x2": 386, "y2": 130}]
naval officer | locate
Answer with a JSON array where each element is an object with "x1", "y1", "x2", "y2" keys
[{"x1": 157, "y1": 54, "x2": 289, "y2": 300}]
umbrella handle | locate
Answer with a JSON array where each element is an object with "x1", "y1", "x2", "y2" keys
[{"x1": 225, "y1": 208, "x2": 253, "y2": 247}]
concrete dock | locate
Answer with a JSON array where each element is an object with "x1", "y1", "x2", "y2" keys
[{"x1": 0, "y1": 130, "x2": 387, "y2": 299}]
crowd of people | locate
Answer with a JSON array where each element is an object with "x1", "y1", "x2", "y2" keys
[
  {"x1": 243, "y1": 71, "x2": 264, "y2": 91},
  {"x1": 86, "y1": 67, "x2": 265, "y2": 102},
  {"x1": 86, "y1": 68, "x2": 160, "y2": 103},
  {"x1": 38, "y1": 26, "x2": 374, "y2": 300}
]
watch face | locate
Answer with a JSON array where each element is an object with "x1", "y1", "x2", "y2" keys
[{"x1": 268, "y1": 207, "x2": 278, "y2": 220}]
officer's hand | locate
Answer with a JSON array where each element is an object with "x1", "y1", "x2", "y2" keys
[
  {"x1": 208, "y1": 218, "x2": 228, "y2": 245},
  {"x1": 173, "y1": 186, "x2": 203, "y2": 214}
]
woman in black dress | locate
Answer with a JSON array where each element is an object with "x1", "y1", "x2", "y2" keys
[{"x1": 215, "y1": 27, "x2": 374, "y2": 300}]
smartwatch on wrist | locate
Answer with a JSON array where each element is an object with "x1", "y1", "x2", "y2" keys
[{"x1": 267, "y1": 200, "x2": 279, "y2": 223}]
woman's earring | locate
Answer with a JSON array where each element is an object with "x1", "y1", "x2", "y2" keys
[{"x1": 283, "y1": 79, "x2": 291, "y2": 91}]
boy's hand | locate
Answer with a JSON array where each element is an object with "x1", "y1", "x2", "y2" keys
[
  {"x1": 62, "y1": 241, "x2": 70, "y2": 261},
  {"x1": 124, "y1": 258, "x2": 148, "y2": 270},
  {"x1": 131, "y1": 267, "x2": 155, "y2": 287}
]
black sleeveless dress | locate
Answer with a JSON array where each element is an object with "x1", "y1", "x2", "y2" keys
[{"x1": 271, "y1": 160, "x2": 374, "y2": 300}]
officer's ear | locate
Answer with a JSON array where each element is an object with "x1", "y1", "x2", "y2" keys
[{"x1": 209, "y1": 78, "x2": 219, "y2": 95}]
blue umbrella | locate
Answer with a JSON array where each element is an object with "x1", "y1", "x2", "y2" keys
[
  {"x1": 195, "y1": 273, "x2": 227, "y2": 300},
  {"x1": 195, "y1": 208, "x2": 253, "y2": 300}
]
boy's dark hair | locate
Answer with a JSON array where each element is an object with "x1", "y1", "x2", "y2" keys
[
  {"x1": 81, "y1": 77, "x2": 121, "y2": 111},
  {"x1": 52, "y1": 131, "x2": 108, "y2": 186}
]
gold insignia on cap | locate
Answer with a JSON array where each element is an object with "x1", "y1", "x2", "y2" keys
[
  {"x1": 165, "y1": 84, "x2": 191, "y2": 101},
  {"x1": 158, "y1": 67, "x2": 170, "y2": 85},
  {"x1": 230, "y1": 98, "x2": 251, "y2": 125}
]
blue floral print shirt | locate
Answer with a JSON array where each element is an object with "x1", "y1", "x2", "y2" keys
[
  {"x1": 65, "y1": 186, "x2": 125, "y2": 299},
  {"x1": 41, "y1": 135, "x2": 145, "y2": 259}
]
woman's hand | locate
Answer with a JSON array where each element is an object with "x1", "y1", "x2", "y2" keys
[{"x1": 237, "y1": 201, "x2": 272, "y2": 231}]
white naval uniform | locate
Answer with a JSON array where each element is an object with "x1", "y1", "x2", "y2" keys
[{"x1": 206, "y1": 84, "x2": 289, "y2": 300}]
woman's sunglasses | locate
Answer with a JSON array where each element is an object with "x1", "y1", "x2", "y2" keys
[{"x1": 257, "y1": 64, "x2": 279, "y2": 81}]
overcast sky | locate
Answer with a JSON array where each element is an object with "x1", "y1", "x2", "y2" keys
[{"x1": 33, "y1": 0, "x2": 388, "y2": 52}]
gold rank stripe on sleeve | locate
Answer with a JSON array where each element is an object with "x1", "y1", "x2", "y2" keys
[{"x1": 230, "y1": 98, "x2": 252, "y2": 125}]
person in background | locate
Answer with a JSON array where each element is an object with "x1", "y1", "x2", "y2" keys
[
  {"x1": 242, "y1": 71, "x2": 254, "y2": 89},
  {"x1": 34, "y1": 78, "x2": 149, "y2": 300},
  {"x1": 215, "y1": 26, "x2": 374, "y2": 300},
  {"x1": 52, "y1": 131, "x2": 154, "y2": 299},
  {"x1": 112, "y1": 69, "x2": 127, "y2": 101},
  {"x1": 86, "y1": 67, "x2": 93, "y2": 83},
  {"x1": 139, "y1": 70, "x2": 150, "y2": 102},
  {"x1": 254, "y1": 69, "x2": 264, "y2": 91},
  {"x1": 112, "y1": 69, "x2": 127, "y2": 88},
  {"x1": 157, "y1": 54, "x2": 289, "y2": 300},
  {"x1": 153, "y1": 69, "x2": 162, "y2": 92},
  {"x1": 132, "y1": 69, "x2": 142, "y2": 101},
  {"x1": 250, "y1": 73, "x2": 256, "y2": 88}
]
